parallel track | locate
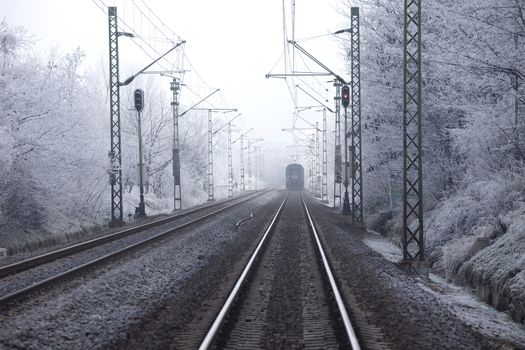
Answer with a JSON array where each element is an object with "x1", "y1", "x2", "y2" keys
[
  {"x1": 198, "y1": 192, "x2": 361, "y2": 349},
  {"x1": 0, "y1": 190, "x2": 270, "y2": 306},
  {"x1": 0, "y1": 190, "x2": 266, "y2": 278}
]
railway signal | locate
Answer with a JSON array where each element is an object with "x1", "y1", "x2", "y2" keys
[
  {"x1": 341, "y1": 85, "x2": 350, "y2": 109},
  {"x1": 341, "y1": 84, "x2": 352, "y2": 215},
  {"x1": 134, "y1": 89, "x2": 144, "y2": 112},
  {"x1": 134, "y1": 89, "x2": 146, "y2": 218}
]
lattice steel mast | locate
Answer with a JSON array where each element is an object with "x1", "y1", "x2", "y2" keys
[
  {"x1": 108, "y1": 7, "x2": 124, "y2": 227},
  {"x1": 207, "y1": 110, "x2": 214, "y2": 201},
  {"x1": 315, "y1": 121, "x2": 321, "y2": 198},
  {"x1": 247, "y1": 141, "x2": 252, "y2": 189},
  {"x1": 322, "y1": 108, "x2": 329, "y2": 203},
  {"x1": 351, "y1": 7, "x2": 364, "y2": 225},
  {"x1": 227, "y1": 122, "x2": 233, "y2": 197},
  {"x1": 402, "y1": 0, "x2": 425, "y2": 262}
]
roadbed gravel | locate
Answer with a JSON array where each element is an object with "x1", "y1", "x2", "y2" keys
[
  {"x1": 0, "y1": 190, "x2": 283, "y2": 350},
  {"x1": 305, "y1": 195, "x2": 525, "y2": 350}
]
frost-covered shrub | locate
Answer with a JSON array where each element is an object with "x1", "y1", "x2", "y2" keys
[
  {"x1": 424, "y1": 179, "x2": 523, "y2": 268},
  {"x1": 456, "y1": 210, "x2": 525, "y2": 323}
]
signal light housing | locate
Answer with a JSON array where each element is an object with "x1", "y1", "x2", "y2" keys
[
  {"x1": 134, "y1": 89, "x2": 144, "y2": 112},
  {"x1": 341, "y1": 85, "x2": 350, "y2": 109}
]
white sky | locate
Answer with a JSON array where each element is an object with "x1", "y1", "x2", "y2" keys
[{"x1": 2, "y1": 0, "x2": 349, "y2": 163}]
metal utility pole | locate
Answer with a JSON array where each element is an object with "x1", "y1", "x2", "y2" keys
[
  {"x1": 261, "y1": 149, "x2": 265, "y2": 189},
  {"x1": 271, "y1": 40, "x2": 348, "y2": 206},
  {"x1": 233, "y1": 128, "x2": 253, "y2": 192},
  {"x1": 245, "y1": 137, "x2": 264, "y2": 190},
  {"x1": 227, "y1": 123, "x2": 233, "y2": 197},
  {"x1": 107, "y1": 7, "x2": 124, "y2": 227},
  {"x1": 310, "y1": 134, "x2": 315, "y2": 192},
  {"x1": 315, "y1": 122, "x2": 321, "y2": 198},
  {"x1": 247, "y1": 141, "x2": 252, "y2": 190},
  {"x1": 322, "y1": 108, "x2": 329, "y2": 203},
  {"x1": 107, "y1": 9, "x2": 184, "y2": 225},
  {"x1": 254, "y1": 145, "x2": 259, "y2": 190},
  {"x1": 334, "y1": 81, "x2": 342, "y2": 207},
  {"x1": 288, "y1": 110, "x2": 328, "y2": 201},
  {"x1": 240, "y1": 135, "x2": 245, "y2": 191},
  {"x1": 341, "y1": 85, "x2": 351, "y2": 215},
  {"x1": 402, "y1": 0, "x2": 425, "y2": 265},
  {"x1": 351, "y1": 7, "x2": 364, "y2": 225},
  {"x1": 170, "y1": 79, "x2": 182, "y2": 210},
  {"x1": 197, "y1": 108, "x2": 237, "y2": 202},
  {"x1": 207, "y1": 110, "x2": 214, "y2": 201}
]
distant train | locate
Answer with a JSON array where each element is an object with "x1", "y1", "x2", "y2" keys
[{"x1": 285, "y1": 163, "x2": 304, "y2": 190}]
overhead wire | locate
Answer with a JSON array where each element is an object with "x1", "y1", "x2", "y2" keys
[{"x1": 91, "y1": 0, "x2": 236, "y2": 113}]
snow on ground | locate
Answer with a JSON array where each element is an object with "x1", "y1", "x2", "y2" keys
[{"x1": 363, "y1": 230, "x2": 525, "y2": 345}]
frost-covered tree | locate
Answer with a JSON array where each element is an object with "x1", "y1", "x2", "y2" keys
[
  {"x1": 0, "y1": 21, "x2": 106, "y2": 243},
  {"x1": 343, "y1": 0, "x2": 525, "y2": 211}
]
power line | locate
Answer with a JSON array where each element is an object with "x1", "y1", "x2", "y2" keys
[
  {"x1": 137, "y1": 0, "x2": 182, "y2": 41},
  {"x1": 131, "y1": 0, "x2": 181, "y2": 43},
  {"x1": 91, "y1": 0, "x2": 237, "y2": 113}
]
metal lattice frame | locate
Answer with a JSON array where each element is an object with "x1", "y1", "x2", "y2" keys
[
  {"x1": 334, "y1": 81, "x2": 342, "y2": 206},
  {"x1": 402, "y1": 0, "x2": 424, "y2": 261},
  {"x1": 322, "y1": 109, "x2": 329, "y2": 203},
  {"x1": 252, "y1": 145, "x2": 259, "y2": 190},
  {"x1": 310, "y1": 136, "x2": 315, "y2": 192},
  {"x1": 351, "y1": 7, "x2": 363, "y2": 223},
  {"x1": 240, "y1": 136, "x2": 245, "y2": 191},
  {"x1": 171, "y1": 79, "x2": 182, "y2": 210},
  {"x1": 228, "y1": 123, "x2": 233, "y2": 197},
  {"x1": 207, "y1": 110, "x2": 214, "y2": 202},
  {"x1": 247, "y1": 141, "x2": 252, "y2": 190},
  {"x1": 315, "y1": 122, "x2": 321, "y2": 197},
  {"x1": 108, "y1": 7, "x2": 124, "y2": 226}
]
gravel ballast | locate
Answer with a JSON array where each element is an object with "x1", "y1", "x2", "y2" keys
[
  {"x1": 0, "y1": 191, "x2": 283, "y2": 349},
  {"x1": 305, "y1": 195, "x2": 525, "y2": 350}
]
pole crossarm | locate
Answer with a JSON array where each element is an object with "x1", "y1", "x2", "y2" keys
[
  {"x1": 296, "y1": 85, "x2": 335, "y2": 113},
  {"x1": 288, "y1": 40, "x2": 347, "y2": 84},
  {"x1": 213, "y1": 113, "x2": 242, "y2": 135},
  {"x1": 232, "y1": 128, "x2": 253, "y2": 144},
  {"x1": 179, "y1": 89, "x2": 220, "y2": 118},
  {"x1": 119, "y1": 40, "x2": 186, "y2": 86},
  {"x1": 402, "y1": 0, "x2": 424, "y2": 262},
  {"x1": 266, "y1": 73, "x2": 333, "y2": 78},
  {"x1": 193, "y1": 108, "x2": 238, "y2": 112}
]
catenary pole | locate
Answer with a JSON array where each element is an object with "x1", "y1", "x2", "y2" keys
[
  {"x1": 402, "y1": 0, "x2": 425, "y2": 266},
  {"x1": 322, "y1": 108, "x2": 329, "y2": 203},
  {"x1": 228, "y1": 122, "x2": 233, "y2": 197},
  {"x1": 351, "y1": 7, "x2": 364, "y2": 225},
  {"x1": 107, "y1": 7, "x2": 124, "y2": 226}
]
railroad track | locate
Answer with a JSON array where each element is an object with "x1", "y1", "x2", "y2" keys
[
  {"x1": 0, "y1": 189, "x2": 271, "y2": 306},
  {"x1": 195, "y1": 191, "x2": 361, "y2": 350}
]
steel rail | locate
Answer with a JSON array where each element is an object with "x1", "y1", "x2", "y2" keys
[
  {"x1": 198, "y1": 194, "x2": 288, "y2": 350},
  {"x1": 0, "y1": 190, "x2": 268, "y2": 279},
  {"x1": 302, "y1": 196, "x2": 361, "y2": 350},
  {"x1": 0, "y1": 190, "x2": 273, "y2": 306}
]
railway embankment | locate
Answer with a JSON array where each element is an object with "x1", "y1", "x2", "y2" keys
[{"x1": 366, "y1": 178, "x2": 525, "y2": 326}]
